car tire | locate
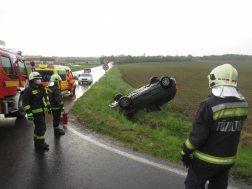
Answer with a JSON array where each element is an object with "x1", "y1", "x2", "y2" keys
[
  {"x1": 150, "y1": 76, "x2": 159, "y2": 84},
  {"x1": 114, "y1": 94, "x2": 123, "y2": 101},
  {"x1": 17, "y1": 94, "x2": 26, "y2": 118},
  {"x1": 160, "y1": 76, "x2": 171, "y2": 89},
  {"x1": 119, "y1": 96, "x2": 131, "y2": 109}
]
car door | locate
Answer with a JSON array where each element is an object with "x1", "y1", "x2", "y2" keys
[{"x1": 58, "y1": 70, "x2": 68, "y2": 93}]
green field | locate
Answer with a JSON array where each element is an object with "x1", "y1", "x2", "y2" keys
[{"x1": 70, "y1": 63, "x2": 252, "y2": 182}]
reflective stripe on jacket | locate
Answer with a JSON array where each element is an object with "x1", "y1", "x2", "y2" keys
[
  {"x1": 193, "y1": 150, "x2": 236, "y2": 165},
  {"x1": 69, "y1": 80, "x2": 75, "y2": 84}
]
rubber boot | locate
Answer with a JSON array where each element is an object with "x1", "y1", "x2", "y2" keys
[
  {"x1": 35, "y1": 139, "x2": 49, "y2": 149},
  {"x1": 54, "y1": 129, "x2": 65, "y2": 136}
]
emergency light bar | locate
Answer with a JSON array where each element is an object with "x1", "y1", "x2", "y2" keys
[{"x1": 6, "y1": 48, "x2": 16, "y2": 53}]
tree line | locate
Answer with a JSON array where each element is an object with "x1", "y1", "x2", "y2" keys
[
  {"x1": 40, "y1": 54, "x2": 252, "y2": 64},
  {"x1": 99, "y1": 55, "x2": 194, "y2": 64},
  {"x1": 100, "y1": 54, "x2": 252, "y2": 64},
  {"x1": 40, "y1": 56, "x2": 100, "y2": 63},
  {"x1": 197, "y1": 54, "x2": 252, "y2": 61}
]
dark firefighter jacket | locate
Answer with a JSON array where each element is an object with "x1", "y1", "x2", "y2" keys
[
  {"x1": 23, "y1": 83, "x2": 50, "y2": 114},
  {"x1": 47, "y1": 83, "x2": 63, "y2": 111},
  {"x1": 183, "y1": 94, "x2": 248, "y2": 167}
]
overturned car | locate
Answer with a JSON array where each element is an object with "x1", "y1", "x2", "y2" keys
[{"x1": 109, "y1": 76, "x2": 177, "y2": 115}]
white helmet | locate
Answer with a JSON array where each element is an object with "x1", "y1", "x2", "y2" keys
[
  {"x1": 207, "y1": 64, "x2": 238, "y2": 88},
  {"x1": 29, "y1": 72, "x2": 42, "y2": 81},
  {"x1": 50, "y1": 74, "x2": 62, "y2": 82}
]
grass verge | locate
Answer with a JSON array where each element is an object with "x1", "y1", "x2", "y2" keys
[{"x1": 70, "y1": 65, "x2": 252, "y2": 183}]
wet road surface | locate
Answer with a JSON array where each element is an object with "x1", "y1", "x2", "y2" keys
[{"x1": 0, "y1": 64, "x2": 251, "y2": 189}]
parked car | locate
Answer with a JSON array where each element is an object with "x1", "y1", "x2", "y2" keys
[
  {"x1": 78, "y1": 73, "x2": 93, "y2": 85},
  {"x1": 109, "y1": 76, "x2": 177, "y2": 115}
]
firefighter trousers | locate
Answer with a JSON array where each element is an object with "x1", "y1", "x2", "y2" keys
[
  {"x1": 33, "y1": 114, "x2": 46, "y2": 138},
  {"x1": 70, "y1": 84, "x2": 73, "y2": 95},
  {"x1": 52, "y1": 109, "x2": 61, "y2": 129},
  {"x1": 184, "y1": 161, "x2": 232, "y2": 189}
]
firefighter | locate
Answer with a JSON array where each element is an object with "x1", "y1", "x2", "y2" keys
[
  {"x1": 180, "y1": 64, "x2": 249, "y2": 189},
  {"x1": 47, "y1": 74, "x2": 65, "y2": 135},
  {"x1": 23, "y1": 72, "x2": 51, "y2": 149},
  {"x1": 67, "y1": 71, "x2": 74, "y2": 96}
]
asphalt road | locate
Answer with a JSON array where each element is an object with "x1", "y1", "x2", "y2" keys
[{"x1": 0, "y1": 64, "x2": 251, "y2": 189}]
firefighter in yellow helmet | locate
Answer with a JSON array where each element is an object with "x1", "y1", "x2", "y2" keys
[
  {"x1": 23, "y1": 72, "x2": 51, "y2": 149},
  {"x1": 47, "y1": 74, "x2": 65, "y2": 135},
  {"x1": 180, "y1": 64, "x2": 248, "y2": 189}
]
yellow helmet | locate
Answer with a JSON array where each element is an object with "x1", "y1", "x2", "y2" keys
[
  {"x1": 50, "y1": 74, "x2": 62, "y2": 82},
  {"x1": 208, "y1": 64, "x2": 238, "y2": 88}
]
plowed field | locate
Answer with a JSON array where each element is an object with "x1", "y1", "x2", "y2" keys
[{"x1": 117, "y1": 61, "x2": 252, "y2": 131}]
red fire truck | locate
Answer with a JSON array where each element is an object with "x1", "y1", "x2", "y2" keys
[{"x1": 0, "y1": 48, "x2": 29, "y2": 118}]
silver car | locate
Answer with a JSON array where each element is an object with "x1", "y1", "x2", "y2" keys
[{"x1": 78, "y1": 73, "x2": 93, "y2": 85}]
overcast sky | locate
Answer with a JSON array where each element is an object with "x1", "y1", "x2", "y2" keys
[{"x1": 1, "y1": 0, "x2": 252, "y2": 57}]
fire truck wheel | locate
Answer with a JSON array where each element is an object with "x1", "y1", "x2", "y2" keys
[{"x1": 17, "y1": 95, "x2": 26, "y2": 118}]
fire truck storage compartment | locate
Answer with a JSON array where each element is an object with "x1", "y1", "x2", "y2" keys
[
  {"x1": 1, "y1": 97, "x2": 17, "y2": 114},
  {"x1": 1, "y1": 92, "x2": 21, "y2": 115}
]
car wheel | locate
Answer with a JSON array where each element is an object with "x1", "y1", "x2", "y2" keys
[
  {"x1": 150, "y1": 76, "x2": 159, "y2": 84},
  {"x1": 114, "y1": 94, "x2": 123, "y2": 101},
  {"x1": 160, "y1": 76, "x2": 171, "y2": 89},
  {"x1": 17, "y1": 95, "x2": 26, "y2": 118},
  {"x1": 119, "y1": 96, "x2": 131, "y2": 109}
]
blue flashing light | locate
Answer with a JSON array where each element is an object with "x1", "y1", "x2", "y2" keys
[{"x1": 6, "y1": 49, "x2": 15, "y2": 53}]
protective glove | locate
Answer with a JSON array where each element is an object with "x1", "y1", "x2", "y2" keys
[
  {"x1": 47, "y1": 107, "x2": 52, "y2": 114},
  {"x1": 27, "y1": 113, "x2": 34, "y2": 121},
  {"x1": 180, "y1": 150, "x2": 194, "y2": 168},
  {"x1": 61, "y1": 106, "x2": 65, "y2": 112}
]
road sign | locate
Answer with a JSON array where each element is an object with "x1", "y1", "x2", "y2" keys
[
  {"x1": 103, "y1": 64, "x2": 109, "y2": 71},
  {"x1": 103, "y1": 58, "x2": 109, "y2": 64}
]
